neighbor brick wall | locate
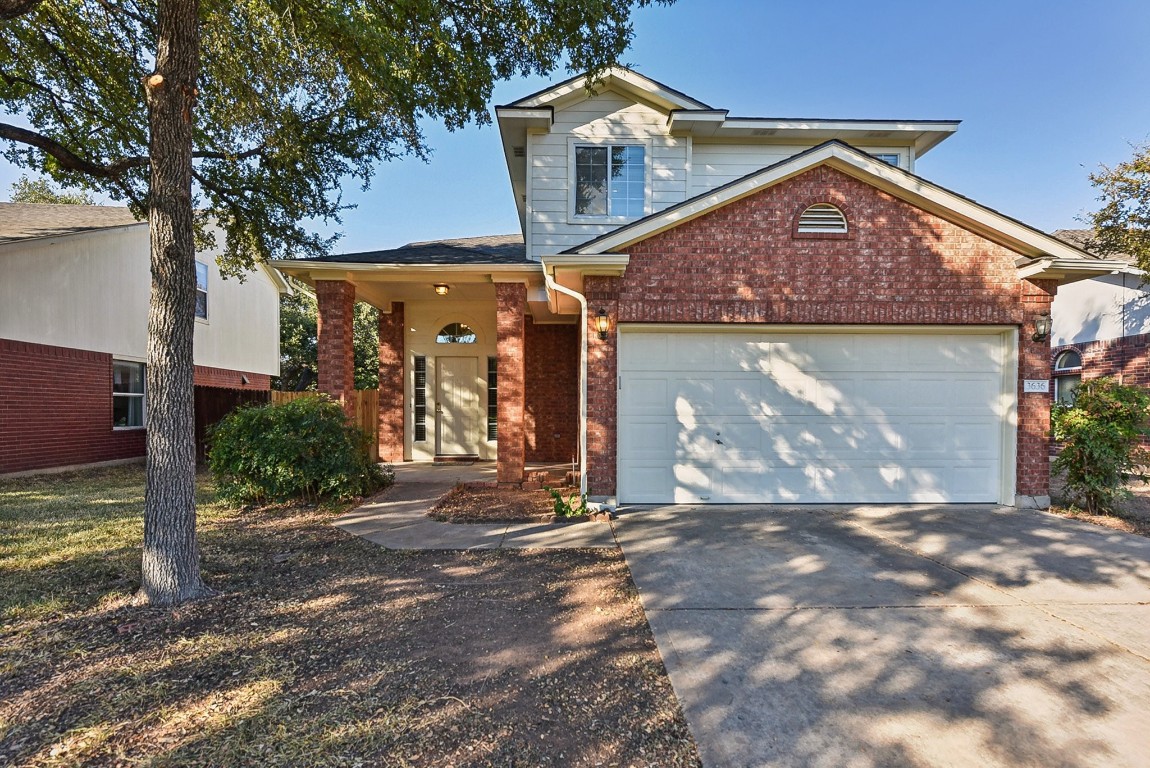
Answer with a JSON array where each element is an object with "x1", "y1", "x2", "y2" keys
[
  {"x1": 496, "y1": 283, "x2": 526, "y2": 483},
  {"x1": 0, "y1": 339, "x2": 146, "y2": 474},
  {"x1": 523, "y1": 319, "x2": 579, "y2": 464},
  {"x1": 378, "y1": 302, "x2": 405, "y2": 462},
  {"x1": 193, "y1": 365, "x2": 270, "y2": 390},
  {"x1": 315, "y1": 280, "x2": 356, "y2": 413},
  {"x1": 1053, "y1": 333, "x2": 1150, "y2": 386},
  {"x1": 583, "y1": 165, "x2": 1054, "y2": 499}
]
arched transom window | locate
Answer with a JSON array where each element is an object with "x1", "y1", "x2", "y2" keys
[
  {"x1": 797, "y1": 203, "x2": 848, "y2": 234},
  {"x1": 1053, "y1": 349, "x2": 1083, "y2": 405},
  {"x1": 436, "y1": 323, "x2": 477, "y2": 344}
]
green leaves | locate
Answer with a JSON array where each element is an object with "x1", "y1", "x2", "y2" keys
[
  {"x1": 1052, "y1": 377, "x2": 1150, "y2": 515},
  {"x1": 2, "y1": 0, "x2": 669, "y2": 273},
  {"x1": 1087, "y1": 142, "x2": 1150, "y2": 272}
]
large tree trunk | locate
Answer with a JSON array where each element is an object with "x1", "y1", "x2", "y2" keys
[{"x1": 139, "y1": 0, "x2": 210, "y2": 606}]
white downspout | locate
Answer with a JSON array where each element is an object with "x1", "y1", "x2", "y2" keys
[{"x1": 542, "y1": 264, "x2": 589, "y2": 498}]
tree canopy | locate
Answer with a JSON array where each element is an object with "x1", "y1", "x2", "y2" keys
[
  {"x1": 1087, "y1": 142, "x2": 1150, "y2": 271},
  {"x1": 2, "y1": 0, "x2": 668, "y2": 276},
  {"x1": 8, "y1": 173, "x2": 94, "y2": 203}
]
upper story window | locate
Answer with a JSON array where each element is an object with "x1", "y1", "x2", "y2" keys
[
  {"x1": 112, "y1": 360, "x2": 145, "y2": 429},
  {"x1": 195, "y1": 261, "x2": 209, "y2": 319},
  {"x1": 797, "y1": 203, "x2": 848, "y2": 234},
  {"x1": 871, "y1": 153, "x2": 901, "y2": 168},
  {"x1": 436, "y1": 323, "x2": 477, "y2": 344},
  {"x1": 575, "y1": 144, "x2": 645, "y2": 218}
]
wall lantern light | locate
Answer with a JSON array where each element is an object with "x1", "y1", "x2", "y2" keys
[
  {"x1": 596, "y1": 309, "x2": 610, "y2": 340},
  {"x1": 433, "y1": 283, "x2": 450, "y2": 296},
  {"x1": 1032, "y1": 313, "x2": 1052, "y2": 343}
]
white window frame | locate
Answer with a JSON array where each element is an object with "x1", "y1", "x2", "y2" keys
[
  {"x1": 1053, "y1": 349, "x2": 1083, "y2": 406},
  {"x1": 112, "y1": 359, "x2": 146, "y2": 430},
  {"x1": 567, "y1": 137, "x2": 652, "y2": 225},
  {"x1": 868, "y1": 151, "x2": 905, "y2": 169},
  {"x1": 195, "y1": 261, "x2": 209, "y2": 321}
]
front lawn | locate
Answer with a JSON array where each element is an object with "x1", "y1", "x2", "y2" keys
[{"x1": 0, "y1": 466, "x2": 698, "y2": 767}]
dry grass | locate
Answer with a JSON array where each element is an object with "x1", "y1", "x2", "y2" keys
[{"x1": 0, "y1": 466, "x2": 698, "y2": 767}]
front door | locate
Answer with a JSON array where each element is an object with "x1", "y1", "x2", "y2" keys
[{"x1": 436, "y1": 356, "x2": 480, "y2": 455}]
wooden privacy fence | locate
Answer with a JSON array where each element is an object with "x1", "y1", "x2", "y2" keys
[
  {"x1": 194, "y1": 386, "x2": 270, "y2": 464},
  {"x1": 270, "y1": 390, "x2": 380, "y2": 462}
]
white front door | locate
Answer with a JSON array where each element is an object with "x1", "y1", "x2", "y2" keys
[
  {"x1": 618, "y1": 328, "x2": 1012, "y2": 505},
  {"x1": 436, "y1": 356, "x2": 480, "y2": 455}
]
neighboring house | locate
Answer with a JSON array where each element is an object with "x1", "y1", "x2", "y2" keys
[
  {"x1": 0, "y1": 202, "x2": 287, "y2": 475},
  {"x1": 1050, "y1": 228, "x2": 1147, "y2": 404},
  {"x1": 272, "y1": 68, "x2": 1122, "y2": 508}
]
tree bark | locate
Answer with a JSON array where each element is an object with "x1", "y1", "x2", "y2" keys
[{"x1": 139, "y1": 0, "x2": 210, "y2": 606}]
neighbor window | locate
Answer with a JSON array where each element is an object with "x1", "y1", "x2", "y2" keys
[
  {"x1": 1053, "y1": 350, "x2": 1082, "y2": 405},
  {"x1": 436, "y1": 323, "x2": 477, "y2": 344},
  {"x1": 574, "y1": 144, "x2": 645, "y2": 218},
  {"x1": 195, "y1": 261, "x2": 209, "y2": 319},
  {"x1": 112, "y1": 361, "x2": 145, "y2": 428}
]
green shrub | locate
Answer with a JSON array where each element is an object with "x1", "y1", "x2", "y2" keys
[
  {"x1": 544, "y1": 486, "x2": 586, "y2": 517},
  {"x1": 208, "y1": 395, "x2": 391, "y2": 503},
  {"x1": 1051, "y1": 377, "x2": 1150, "y2": 514}
]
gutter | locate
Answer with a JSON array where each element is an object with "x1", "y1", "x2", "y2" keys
[{"x1": 541, "y1": 266, "x2": 589, "y2": 500}]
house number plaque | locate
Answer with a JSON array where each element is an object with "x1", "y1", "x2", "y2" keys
[{"x1": 1023, "y1": 379, "x2": 1050, "y2": 393}]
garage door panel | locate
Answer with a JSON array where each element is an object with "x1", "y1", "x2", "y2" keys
[{"x1": 618, "y1": 330, "x2": 1009, "y2": 504}]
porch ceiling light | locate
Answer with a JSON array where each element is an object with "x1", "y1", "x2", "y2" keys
[
  {"x1": 596, "y1": 308, "x2": 610, "y2": 340},
  {"x1": 1032, "y1": 312, "x2": 1052, "y2": 343},
  {"x1": 433, "y1": 283, "x2": 450, "y2": 296}
]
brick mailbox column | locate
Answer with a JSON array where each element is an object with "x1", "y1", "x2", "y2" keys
[
  {"x1": 496, "y1": 282, "x2": 526, "y2": 485},
  {"x1": 315, "y1": 279, "x2": 356, "y2": 415},
  {"x1": 377, "y1": 302, "x2": 405, "y2": 462},
  {"x1": 1017, "y1": 278, "x2": 1057, "y2": 506}
]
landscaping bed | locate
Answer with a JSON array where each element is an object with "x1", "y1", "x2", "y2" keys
[
  {"x1": 1050, "y1": 474, "x2": 1150, "y2": 538},
  {"x1": 428, "y1": 482, "x2": 608, "y2": 524},
  {"x1": 0, "y1": 466, "x2": 699, "y2": 767}
]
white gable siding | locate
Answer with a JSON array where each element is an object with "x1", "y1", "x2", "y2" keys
[
  {"x1": 1051, "y1": 273, "x2": 1150, "y2": 346},
  {"x1": 690, "y1": 142, "x2": 913, "y2": 197},
  {"x1": 528, "y1": 90, "x2": 689, "y2": 260}
]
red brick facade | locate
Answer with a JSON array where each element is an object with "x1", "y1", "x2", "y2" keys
[
  {"x1": 377, "y1": 302, "x2": 405, "y2": 462},
  {"x1": 193, "y1": 365, "x2": 270, "y2": 390},
  {"x1": 583, "y1": 165, "x2": 1055, "y2": 499},
  {"x1": 315, "y1": 279, "x2": 357, "y2": 413},
  {"x1": 524, "y1": 319, "x2": 579, "y2": 463},
  {"x1": 496, "y1": 283, "x2": 527, "y2": 483},
  {"x1": 1053, "y1": 333, "x2": 1150, "y2": 386},
  {"x1": 0, "y1": 339, "x2": 146, "y2": 474}
]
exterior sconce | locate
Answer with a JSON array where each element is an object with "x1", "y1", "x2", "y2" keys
[
  {"x1": 1032, "y1": 313, "x2": 1052, "y2": 343},
  {"x1": 596, "y1": 309, "x2": 610, "y2": 340},
  {"x1": 433, "y1": 283, "x2": 450, "y2": 296}
]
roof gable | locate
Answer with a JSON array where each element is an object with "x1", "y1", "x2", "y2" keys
[{"x1": 500, "y1": 67, "x2": 711, "y2": 113}]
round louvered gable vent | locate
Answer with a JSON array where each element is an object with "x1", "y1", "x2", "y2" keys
[{"x1": 797, "y1": 203, "x2": 848, "y2": 234}]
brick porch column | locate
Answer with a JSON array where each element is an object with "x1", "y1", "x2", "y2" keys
[
  {"x1": 585, "y1": 276, "x2": 620, "y2": 499},
  {"x1": 496, "y1": 282, "x2": 526, "y2": 484},
  {"x1": 377, "y1": 302, "x2": 405, "y2": 462},
  {"x1": 315, "y1": 280, "x2": 356, "y2": 414},
  {"x1": 1017, "y1": 278, "x2": 1057, "y2": 506}
]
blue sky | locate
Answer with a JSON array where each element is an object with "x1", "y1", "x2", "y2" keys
[{"x1": 3, "y1": 0, "x2": 1148, "y2": 253}]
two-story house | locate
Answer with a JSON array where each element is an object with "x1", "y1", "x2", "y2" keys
[
  {"x1": 273, "y1": 68, "x2": 1122, "y2": 509},
  {"x1": 0, "y1": 203, "x2": 287, "y2": 475}
]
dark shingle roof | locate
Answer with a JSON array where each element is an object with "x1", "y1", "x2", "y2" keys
[
  {"x1": 0, "y1": 202, "x2": 142, "y2": 243},
  {"x1": 306, "y1": 234, "x2": 527, "y2": 265},
  {"x1": 1052, "y1": 229, "x2": 1134, "y2": 263}
]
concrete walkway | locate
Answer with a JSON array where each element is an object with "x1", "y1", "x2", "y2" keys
[
  {"x1": 614, "y1": 503, "x2": 1150, "y2": 768},
  {"x1": 333, "y1": 462, "x2": 617, "y2": 549}
]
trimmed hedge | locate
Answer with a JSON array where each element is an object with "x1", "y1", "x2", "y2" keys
[{"x1": 208, "y1": 395, "x2": 390, "y2": 503}]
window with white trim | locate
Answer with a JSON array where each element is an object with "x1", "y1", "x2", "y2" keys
[
  {"x1": 195, "y1": 261, "x2": 209, "y2": 319},
  {"x1": 1053, "y1": 350, "x2": 1082, "y2": 405},
  {"x1": 871, "y1": 153, "x2": 901, "y2": 168},
  {"x1": 797, "y1": 203, "x2": 848, "y2": 234},
  {"x1": 413, "y1": 355, "x2": 427, "y2": 442},
  {"x1": 574, "y1": 144, "x2": 645, "y2": 218},
  {"x1": 112, "y1": 361, "x2": 145, "y2": 428},
  {"x1": 436, "y1": 323, "x2": 477, "y2": 344}
]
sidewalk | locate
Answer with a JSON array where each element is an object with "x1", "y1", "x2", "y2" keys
[{"x1": 333, "y1": 462, "x2": 617, "y2": 549}]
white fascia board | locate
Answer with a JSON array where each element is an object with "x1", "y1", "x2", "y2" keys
[
  {"x1": 260, "y1": 263, "x2": 292, "y2": 294},
  {"x1": 573, "y1": 143, "x2": 1103, "y2": 264},
  {"x1": 508, "y1": 67, "x2": 710, "y2": 111},
  {"x1": 268, "y1": 260, "x2": 543, "y2": 279},
  {"x1": 494, "y1": 107, "x2": 553, "y2": 128},
  {"x1": 720, "y1": 118, "x2": 959, "y2": 134},
  {"x1": 1016, "y1": 257, "x2": 1131, "y2": 285},
  {"x1": 541, "y1": 253, "x2": 630, "y2": 276}
]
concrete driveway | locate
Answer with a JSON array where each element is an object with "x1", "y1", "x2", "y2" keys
[{"x1": 613, "y1": 504, "x2": 1150, "y2": 767}]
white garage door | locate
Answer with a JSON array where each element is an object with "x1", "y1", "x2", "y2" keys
[{"x1": 618, "y1": 329, "x2": 1012, "y2": 504}]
